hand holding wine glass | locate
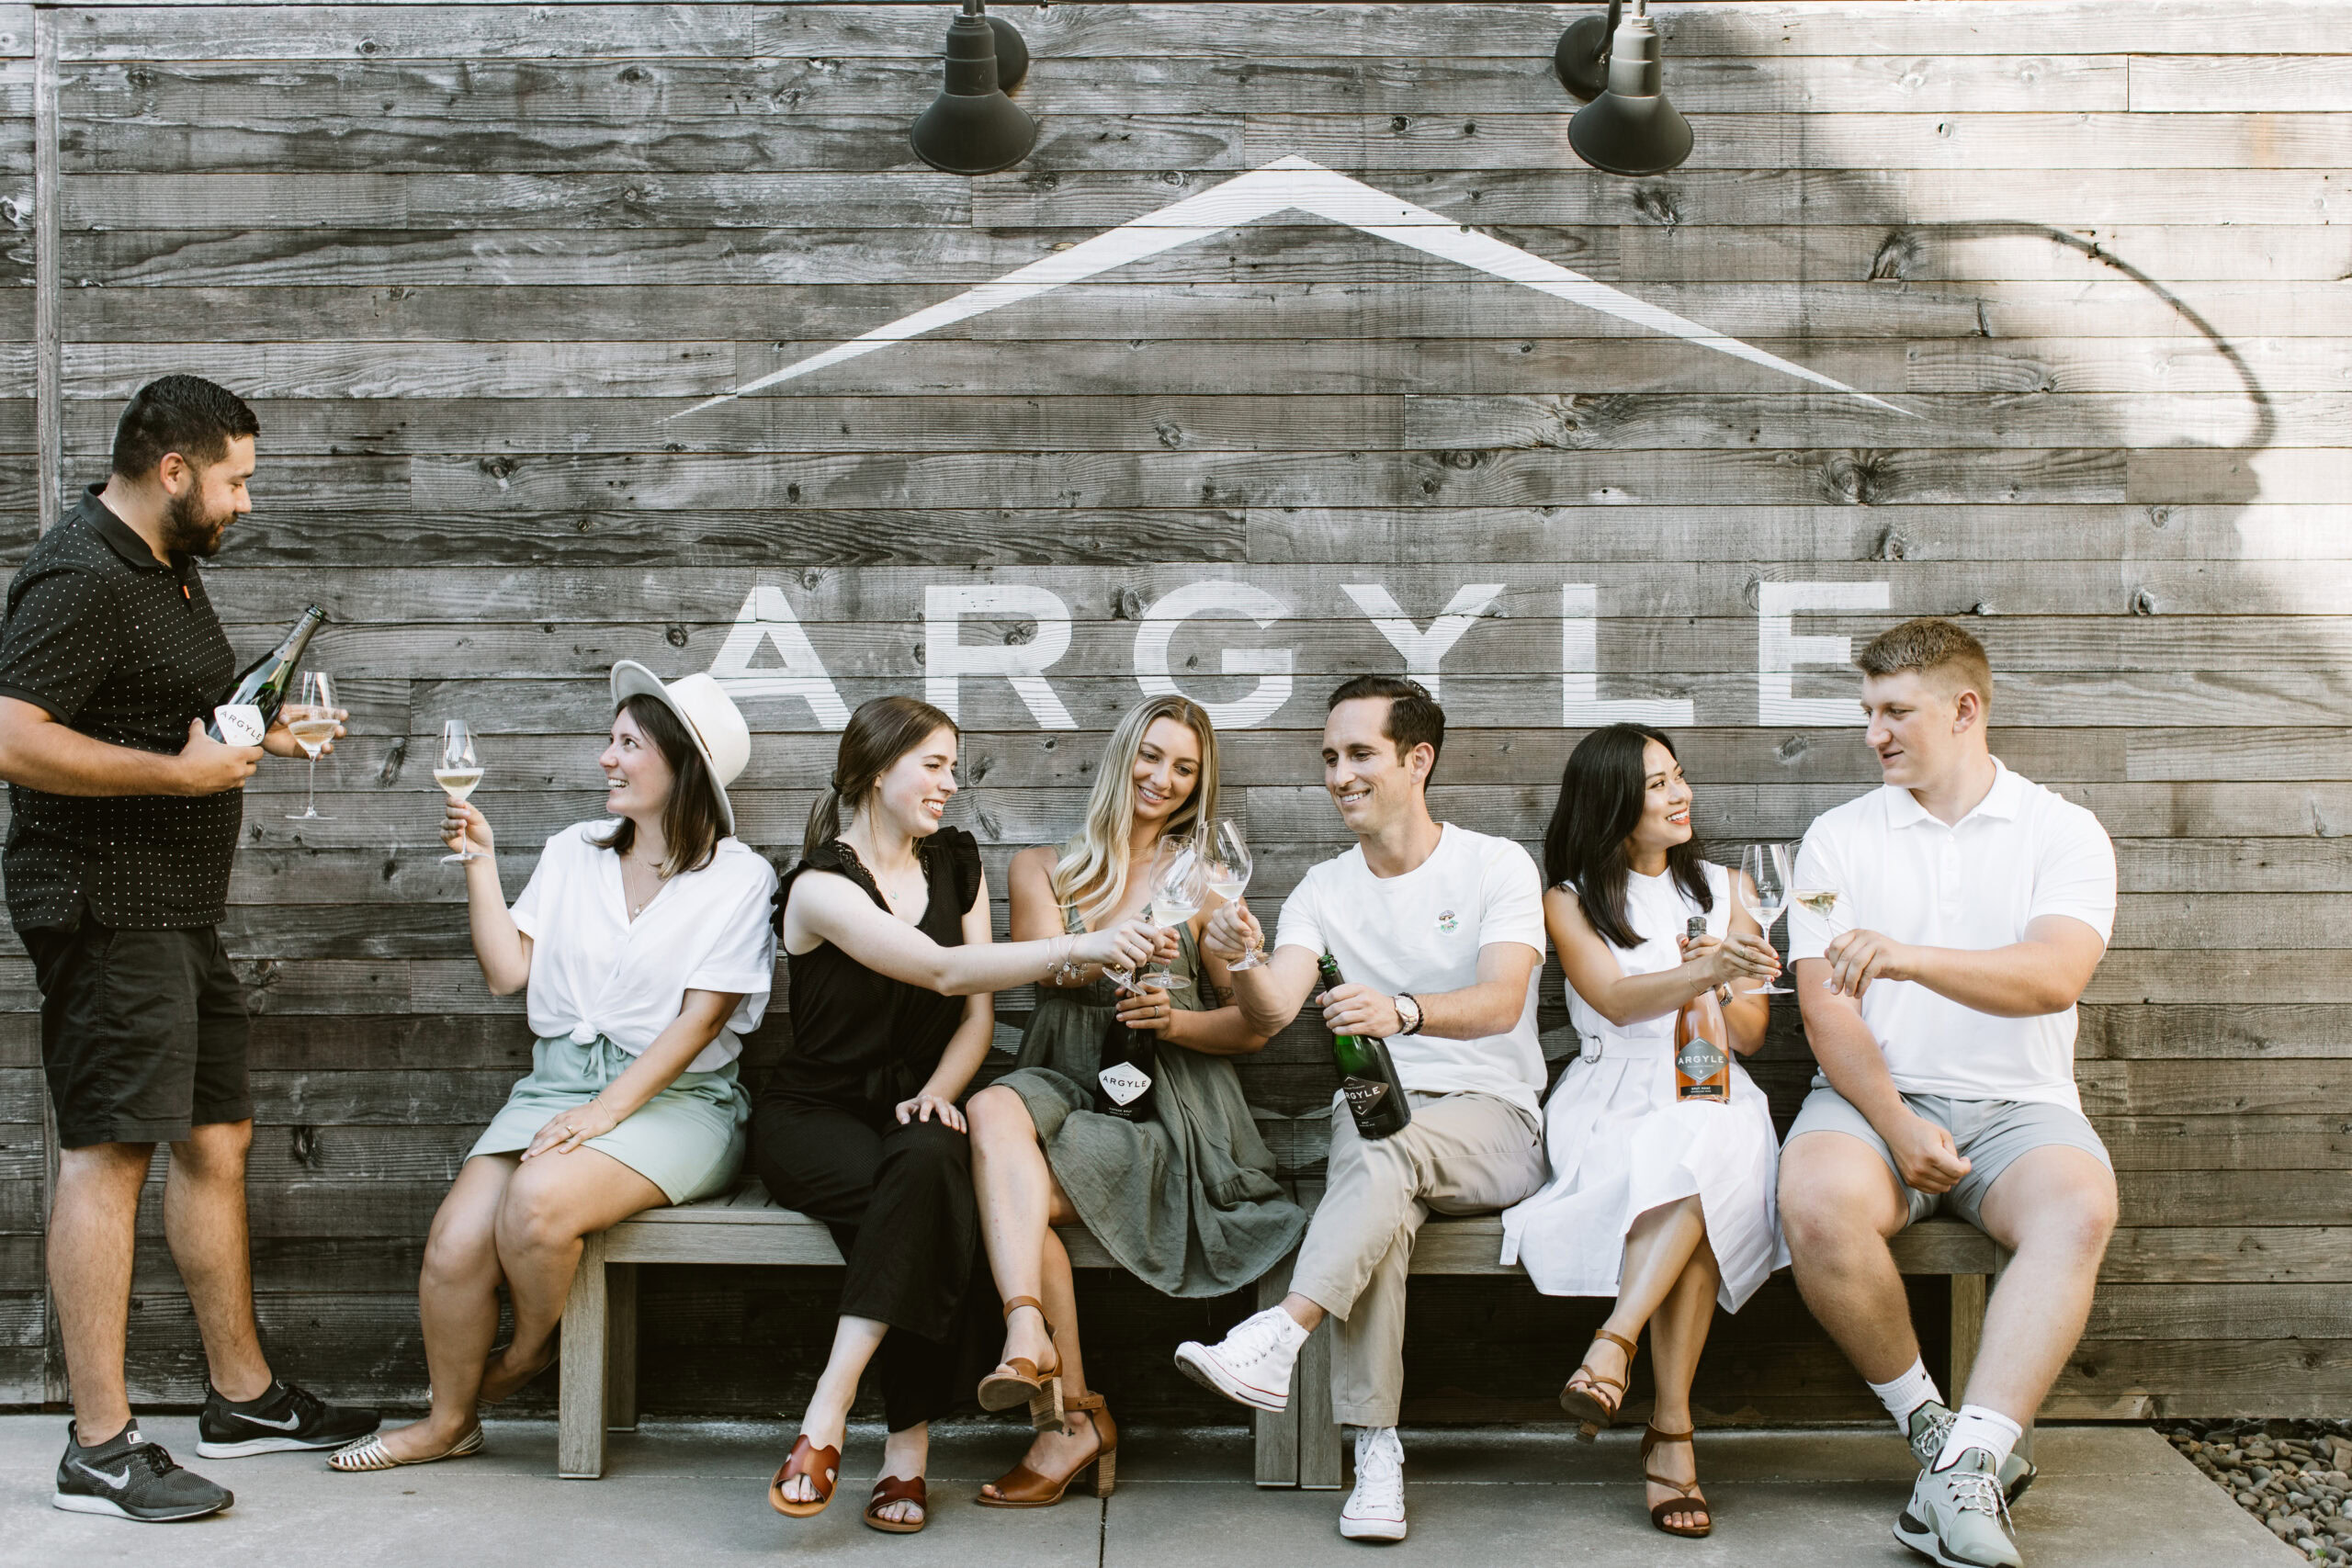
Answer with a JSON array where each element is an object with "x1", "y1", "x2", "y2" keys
[
  {"x1": 1735, "y1": 842, "x2": 1793, "y2": 995},
  {"x1": 436, "y1": 719, "x2": 487, "y2": 864},
  {"x1": 1204, "y1": 818, "x2": 1264, "y2": 971}
]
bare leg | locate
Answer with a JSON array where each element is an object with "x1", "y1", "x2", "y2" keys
[
  {"x1": 777, "y1": 1314, "x2": 889, "y2": 1506},
  {"x1": 1566, "y1": 1194, "x2": 1709, "y2": 1408},
  {"x1": 970, "y1": 1088, "x2": 1105, "y2": 1497},
  {"x1": 1645, "y1": 1235, "x2": 1721, "y2": 1532},
  {"x1": 968, "y1": 1086, "x2": 1061, "y2": 1374},
  {"x1": 1965, "y1": 1146, "x2": 2117, "y2": 1424},
  {"x1": 1779, "y1": 1132, "x2": 1918, "y2": 1384},
  {"x1": 163, "y1": 1120, "x2": 273, "y2": 1403},
  {"x1": 50, "y1": 1142, "x2": 154, "y2": 1441},
  {"x1": 978, "y1": 1227, "x2": 1106, "y2": 1499},
  {"x1": 484, "y1": 1146, "x2": 665, "y2": 1401},
  {"x1": 368, "y1": 1156, "x2": 517, "y2": 1461}
]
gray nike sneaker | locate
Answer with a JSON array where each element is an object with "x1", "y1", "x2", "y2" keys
[
  {"x1": 1894, "y1": 1447, "x2": 2022, "y2": 1568},
  {"x1": 52, "y1": 1422, "x2": 232, "y2": 1522},
  {"x1": 1907, "y1": 1402, "x2": 2037, "y2": 1504}
]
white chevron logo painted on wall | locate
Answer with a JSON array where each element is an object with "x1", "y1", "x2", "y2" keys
[{"x1": 674, "y1": 154, "x2": 1911, "y2": 417}]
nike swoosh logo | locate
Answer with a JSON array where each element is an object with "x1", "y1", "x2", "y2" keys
[
  {"x1": 231, "y1": 1410, "x2": 305, "y2": 1430},
  {"x1": 75, "y1": 1461, "x2": 132, "y2": 1487}
]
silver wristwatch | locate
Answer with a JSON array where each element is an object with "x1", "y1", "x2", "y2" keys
[{"x1": 1395, "y1": 993, "x2": 1424, "y2": 1036}]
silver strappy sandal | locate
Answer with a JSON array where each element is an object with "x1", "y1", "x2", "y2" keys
[{"x1": 328, "y1": 1427, "x2": 484, "y2": 1472}]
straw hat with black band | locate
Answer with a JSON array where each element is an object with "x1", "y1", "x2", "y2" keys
[{"x1": 609, "y1": 660, "x2": 752, "y2": 836}]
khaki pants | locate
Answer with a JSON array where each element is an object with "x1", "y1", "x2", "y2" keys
[{"x1": 1289, "y1": 1089, "x2": 1546, "y2": 1428}]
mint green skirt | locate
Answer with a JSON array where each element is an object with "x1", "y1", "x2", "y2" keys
[{"x1": 468, "y1": 1034, "x2": 749, "y2": 1205}]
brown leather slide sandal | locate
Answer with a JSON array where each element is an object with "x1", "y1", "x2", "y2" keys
[
  {"x1": 864, "y1": 1474, "x2": 928, "y2": 1534},
  {"x1": 1559, "y1": 1327, "x2": 1639, "y2": 1436},
  {"x1": 1641, "y1": 1425, "x2": 1713, "y2": 1539},
  {"x1": 771, "y1": 1434, "x2": 842, "y2": 1518}
]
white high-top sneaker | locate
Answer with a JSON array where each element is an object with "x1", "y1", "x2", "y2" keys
[
  {"x1": 1339, "y1": 1427, "x2": 1408, "y2": 1542},
  {"x1": 1173, "y1": 1306, "x2": 1310, "y2": 1413}
]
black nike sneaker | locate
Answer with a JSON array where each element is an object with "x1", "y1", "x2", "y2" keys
[
  {"x1": 53, "y1": 1422, "x2": 232, "y2": 1522},
  {"x1": 197, "y1": 1379, "x2": 381, "y2": 1458}
]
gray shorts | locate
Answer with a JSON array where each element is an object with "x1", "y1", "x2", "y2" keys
[{"x1": 1787, "y1": 1079, "x2": 2111, "y2": 1231}]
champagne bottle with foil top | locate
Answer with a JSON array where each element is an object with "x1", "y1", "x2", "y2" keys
[
  {"x1": 1674, "y1": 914, "x2": 1732, "y2": 1104},
  {"x1": 1319, "y1": 951, "x2": 1412, "y2": 1138},
  {"x1": 207, "y1": 605, "x2": 327, "y2": 742}
]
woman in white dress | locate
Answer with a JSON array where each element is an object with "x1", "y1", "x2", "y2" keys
[{"x1": 1499, "y1": 723, "x2": 1785, "y2": 1538}]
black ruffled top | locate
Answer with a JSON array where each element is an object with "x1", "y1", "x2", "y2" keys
[{"x1": 760, "y1": 827, "x2": 984, "y2": 1112}]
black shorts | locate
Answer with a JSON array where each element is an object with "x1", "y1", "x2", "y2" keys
[{"x1": 21, "y1": 921, "x2": 252, "y2": 1148}]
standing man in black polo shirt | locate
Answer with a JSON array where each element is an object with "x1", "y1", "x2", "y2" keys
[{"x1": 0, "y1": 377, "x2": 379, "y2": 1522}]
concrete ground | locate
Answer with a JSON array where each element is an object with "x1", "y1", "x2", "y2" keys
[{"x1": 0, "y1": 1416, "x2": 2298, "y2": 1567}]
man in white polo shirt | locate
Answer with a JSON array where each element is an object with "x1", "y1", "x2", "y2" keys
[
  {"x1": 1781, "y1": 618, "x2": 2117, "y2": 1568},
  {"x1": 1175, "y1": 674, "x2": 1548, "y2": 1543}
]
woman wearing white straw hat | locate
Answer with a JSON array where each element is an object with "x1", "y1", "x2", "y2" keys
[{"x1": 331, "y1": 662, "x2": 776, "y2": 1472}]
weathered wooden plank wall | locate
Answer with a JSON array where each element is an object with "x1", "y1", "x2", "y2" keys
[{"x1": 3, "y1": 0, "x2": 2346, "y2": 1425}]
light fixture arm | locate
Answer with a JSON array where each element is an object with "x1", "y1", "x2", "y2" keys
[{"x1": 1555, "y1": 0, "x2": 1630, "y2": 102}]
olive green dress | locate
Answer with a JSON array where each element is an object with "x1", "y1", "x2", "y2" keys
[{"x1": 994, "y1": 903, "x2": 1306, "y2": 1298}]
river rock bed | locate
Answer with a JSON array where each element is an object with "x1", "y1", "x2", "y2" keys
[{"x1": 2164, "y1": 1420, "x2": 2352, "y2": 1562}]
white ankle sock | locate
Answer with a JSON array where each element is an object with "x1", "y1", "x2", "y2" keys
[
  {"x1": 1867, "y1": 1359, "x2": 1943, "y2": 1432},
  {"x1": 1936, "y1": 1404, "x2": 2022, "y2": 1472}
]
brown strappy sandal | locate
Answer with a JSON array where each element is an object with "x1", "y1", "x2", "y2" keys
[
  {"x1": 863, "y1": 1474, "x2": 928, "y2": 1534},
  {"x1": 974, "y1": 1393, "x2": 1118, "y2": 1508},
  {"x1": 977, "y1": 1294, "x2": 1064, "y2": 1429},
  {"x1": 1558, "y1": 1327, "x2": 1638, "y2": 1437},
  {"x1": 1640, "y1": 1424, "x2": 1713, "y2": 1539},
  {"x1": 770, "y1": 1434, "x2": 842, "y2": 1518}
]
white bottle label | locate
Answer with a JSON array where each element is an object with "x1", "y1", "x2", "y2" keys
[
  {"x1": 212, "y1": 704, "x2": 266, "y2": 746},
  {"x1": 1098, "y1": 1062, "x2": 1151, "y2": 1106}
]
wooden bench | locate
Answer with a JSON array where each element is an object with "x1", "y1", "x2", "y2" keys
[
  {"x1": 558, "y1": 1185, "x2": 2005, "y2": 1485},
  {"x1": 1278, "y1": 1210, "x2": 2010, "y2": 1488}
]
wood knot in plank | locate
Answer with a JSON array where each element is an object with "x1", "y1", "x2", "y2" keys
[
  {"x1": 1818, "y1": 449, "x2": 1892, "y2": 505},
  {"x1": 1870, "y1": 231, "x2": 1925, "y2": 282},
  {"x1": 1631, "y1": 185, "x2": 1680, "y2": 227}
]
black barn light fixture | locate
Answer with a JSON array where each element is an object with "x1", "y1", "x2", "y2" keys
[
  {"x1": 910, "y1": 0, "x2": 1037, "y2": 175},
  {"x1": 1555, "y1": 0, "x2": 1693, "y2": 177}
]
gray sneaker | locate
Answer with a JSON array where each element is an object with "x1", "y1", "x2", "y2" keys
[
  {"x1": 52, "y1": 1422, "x2": 232, "y2": 1522},
  {"x1": 1907, "y1": 1402, "x2": 2037, "y2": 1504},
  {"x1": 1894, "y1": 1447, "x2": 2022, "y2": 1568}
]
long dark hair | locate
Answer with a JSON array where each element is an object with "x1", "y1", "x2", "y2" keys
[
  {"x1": 805, "y1": 694, "x2": 958, "y2": 860},
  {"x1": 596, "y1": 694, "x2": 725, "y2": 877},
  {"x1": 1542, "y1": 724, "x2": 1713, "y2": 951}
]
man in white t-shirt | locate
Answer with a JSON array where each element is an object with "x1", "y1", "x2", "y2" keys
[
  {"x1": 1174, "y1": 675, "x2": 1547, "y2": 1543},
  {"x1": 1781, "y1": 618, "x2": 2118, "y2": 1568}
]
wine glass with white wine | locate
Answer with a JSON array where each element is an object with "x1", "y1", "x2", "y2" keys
[
  {"x1": 1205, "y1": 818, "x2": 1263, "y2": 971},
  {"x1": 1137, "y1": 834, "x2": 1206, "y2": 993},
  {"x1": 435, "y1": 718, "x2": 486, "y2": 864},
  {"x1": 1736, "y1": 842, "x2": 1793, "y2": 994},
  {"x1": 1792, "y1": 884, "x2": 1849, "y2": 988},
  {"x1": 284, "y1": 671, "x2": 340, "y2": 821}
]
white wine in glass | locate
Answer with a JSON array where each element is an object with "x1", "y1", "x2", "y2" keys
[
  {"x1": 1792, "y1": 886, "x2": 1847, "y2": 988},
  {"x1": 1208, "y1": 818, "x2": 1263, "y2": 970},
  {"x1": 1139, "y1": 836, "x2": 1205, "y2": 993},
  {"x1": 437, "y1": 719, "x2": 485, "y2": 863},
  {"x1": 285, "y1": 671, "x2": 338, "y2": 821},
  {"x1": 1737, "y1": 842, "x2": 1793, "y2": 995}
]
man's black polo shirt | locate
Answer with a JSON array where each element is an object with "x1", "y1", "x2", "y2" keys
[{"x1": 0, "y1": 486, "x2": 241, "y2": 931}]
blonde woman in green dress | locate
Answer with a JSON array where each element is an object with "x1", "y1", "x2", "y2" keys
[{"x1": 966, "y1": 695, "x2": 1307, "y2": 1507}]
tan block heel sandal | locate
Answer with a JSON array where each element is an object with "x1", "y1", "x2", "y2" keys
[{"x1": 977, "y1": 1294, "x2": 1064, "y2": 1430}]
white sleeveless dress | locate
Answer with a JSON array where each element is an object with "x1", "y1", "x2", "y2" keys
[{"x1": 1499, "y1": 863, "x2": 1788, "y2": 1311}]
